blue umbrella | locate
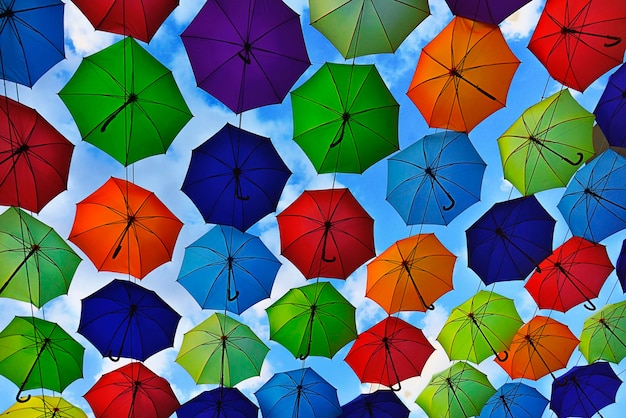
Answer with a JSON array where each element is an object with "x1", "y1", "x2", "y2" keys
[
  {"x1": 617, "y1": 239, "x2": 626, "y2": 293},
  {"x1": 182, "y1": 123, "x2": 291, "y2": 232},
  {"x1": 255, "y1": 367, "x2": 341, "y2": 418},
  {"x1": 177, "y1": 225, "x2": 281, "y2": 314},
  {"x1": 341, "y1": 390, "x2": 410, "y2": 418},
  {"x1": 595, "y1": 63, "x2": 626, "y2": 148},
  {"x1": 479, "y1": 383, "x2": 548, "y2": 418},
  {"x1": 386, "y1": 131, "x2": 486, "y2": 226},
  {"x1": 78, "y1": 279, "x2": 181, "y2": 362},
  {"x1": 177, "y1": 387, "x2": 258, "y2": 418},
  {"x1": 558, "y1": 149, "x2": 626, "y2": 243},
  {"x1": 466, "y1": 196, "x2": 556, "y2": 285}
]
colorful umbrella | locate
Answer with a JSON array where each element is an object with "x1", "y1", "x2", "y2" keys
[
  {"x1": 58, "y1": 37, "x2": 192, "y2": 166},
  {"x1": 386, "y1": 131, "x2": 486, "y2": 226},
  {"x1": 595, "y1": 63, "x2": 626, "y2": 148},
  {"x1": 366, "y1": 233, "x2": 456, "y2": 314},
  {"x1": 291, "y1": 63, "x2": 399, "y2": 174},
  {"x1": 445, "y1": 0, "x2": 532, "y2": 25},
  {"x1": 407, "y1": 16, "x2": 520, "y2": 133},
  {"x1": 266, "y1": 281, "x2": 356, "y2": 359},
  {"x1": 68, "y1": 177, "x2": 183, "y2": 279},
  {"x1": 181, "y1": 0, "x2": 310, "y2": 114},
  {"x1": 618, "y1": 240, "x2": 626, "y2": 292},
  {"x1": 309, "y1": 0, "x2": 429, "y2": 58},
  {"x1": 341, "y1": 390, "x2": 410, "y2": 418},
  {"x1": 0, "y1": 395, "x2": 87, "y2": 417},
  {"x1": 277, "y1": 188, "x2": 375, "y2": 280},
  {"x1": 176, "y1": 387, "x2": 258, "y2": 418},
  {"x1": 579, "y1": 300, "x2": 626, "y2": 364},
  {"x1": 0, "y1": 96, "x2": 74, "y2": 212},
  {"x1": 181, "y1": 123, "x2": 291, "y2": 232},
  {"x1": 498, "y1": 89, "x2": 594, "y2": 196},
  {"x1": 478, "y1": 382, "x2": 548, "y2": 418},
  {"x1": 175, "y1": 312, "x2": 269, "y2": 387},
  {"x1": 0, "y1": 207, "x2": 81, "y2": 308}
]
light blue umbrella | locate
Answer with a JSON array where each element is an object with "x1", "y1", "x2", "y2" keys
[{"x1": 479, "y1": 382, "x2": 548, "y2": 418}]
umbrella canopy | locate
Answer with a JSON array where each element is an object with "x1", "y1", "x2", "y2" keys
[
  {"x1": 478, "y1": 382, "x2": 548, "y2": 418},
  {"x1": 528, "y1": 0, "x2": 626, "y2": 92},
  {"x1": 84, "y1": 362, "x2": 179, "y2": 418},
  {"x1": 595, "y1": 63, "x2": 626, "y2": 148},
  {"x1": 68, "y1": 177, "x2": 183, "y2": 279},
  {"x1": 407, "y1": 16, "x2": 520, "y2": 133},
  {"x1": 618, "y1": 240, "x2": 626, "y2": 293},
  {"x1": 341, "y1": 390, "x2": 410, "y2": 418},
  {"x1": 255, "y1": 367, "x2": 341, "y2": 418},
  {"x1": 59, "y1": 37, "x2": 192, "y2": 166},
  {"x1": 176, "y1": 387, "x2": 258, "y2": 418},
  {"x1": 181, "y1": 0, "x2": 310, "y2": 114},
  {"x1": 524, "y1": 236, "x2": 614, "y2": 312},
  {"x1": 291, "y1": 63, "x2": 399, "y2": 174},
  {"x1": 445, "y1": 0, "x2": 532, "y2": 25},
  {"x1": 175, "y1": 312, "x2": 269, "y2": 387},
  {"x1": 437, "y1": 290, "x2": 523, "y2": 364},
  {"x1": 0, "y1": 207, "x2": 81, "y2": 308},
  {"x1": 366, "y1": 233, "x2": 456, "y2": 314},
  {"x1": 579, "y1": 300, "x2": 626, "y2": 364},
  {"x1": 498, "y1": 89, "x2": 594, "y2": 196},
  {"x1": 277, "y1": 188, "x2": 375, "y2": 280},
  {"x1": 0, "y1": 395, "x2": 87, "y2": 417},
  {"x1": 266, "y1": 281, "x2": 357, "y2": 359},
  {"x1": 0, "y1": 316, "x2": 84, "y2": 403},
  {"x1": 181, "y1": 123, "x2": 292, "y2": 232},
  {"x1": 386, "y1": 131, "x2": 486, "y2": 226},
  {"x1": 177, "y1": 225, "x2": 281, "y2": 314},
  {"x1": 309, "y1": 0, "x2": 429, "y2": 58},
  {"x1": 0, "y1": 0, "x2": 64, "y2": 87},
  {"x1": 78, "y1": 279, "x2": 181, "y2": 362},
  {"x1": 0, "y1": 96, "x2": 74, "y2": 212},
  {"x1": 466, "y1": 195, "x2": 556, "y2": 285}
]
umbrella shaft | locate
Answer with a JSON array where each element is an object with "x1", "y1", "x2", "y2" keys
[{"x1": 0, "y1": 246, "x2": 37, "y2": 295}]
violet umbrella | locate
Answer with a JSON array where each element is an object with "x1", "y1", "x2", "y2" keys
[{"x1": 445, "y1": 0, "x2": 532, "y2": 25}]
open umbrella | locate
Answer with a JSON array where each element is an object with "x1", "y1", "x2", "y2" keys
[
  {"x1": 59, "y1": 37, "x2": 192, "y2": 166},
  {"x1": 291, "y1": 63, "x2": 399, "y2": 174},
  {"x1": 181, "y1": 0, "x2": 310, "y2": 114},
  {"x1": 341, "y1": 390, "x2": 410, "y2": 418},
  {"x1": 407, "y1": 16, "x2": 520, "y2": 133},
  {"x1": 445, "y1": 0, "x2": 532, "y2": 25},
  {"x1": 176, "y1": 387, "x2": 258, "y2": 418},
  {"x1": 0, "y1": 395, "x2": 87, "y2": 417},
  {"x1": 595, "y1": 63, "x2": 626, "y2": 148},
  {"x1": 579, "y1": 300, "x2": 626, "y2": 364},
  {"x1": 68, "y1": 177, "x2": 183, "y2": 279},
  {"x1": 618, "y1": 240, "x2": 626, "y2": 292},
  {"x1": 478, "y1": 382, "x2": 549, "y2": 418}
]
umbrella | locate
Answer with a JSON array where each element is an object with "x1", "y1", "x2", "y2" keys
[
  {"x1": 551, "y1": 362, "x2": 622, "y2": 418},
  {"x1": 309, "y1": 0, "x2": 429, "y2": 58},
  {"x1": 478, "y1": 382, "x2": 549, "y2": 418},
  {"x1": 0, "y1": 207, "x2": 81, "y2": 308},
  {"x1": 595, "y1": 63, "x2": 626, "y2": 148},
  {"x1": 618, "y1": 240, "x2": 626, "y2": 292},
  {"x1": 557, "y1": 148, "x2": 626, "y2": 243},
  {"x1": 466, "y1": 195, "x2": 556, "y2": 285},
  {"x1": 175, "y1": 312, "x2": 269, "y2": 387},
  {"x1": 177, "y1": 225, "x2": 281, "y2": 314},
  {"x1": 498, "y1": 89, "x2": 594, "y2": 196},
  {"x1": 78, "y1": 279, "x2": 181, "y2": 362},
  {"x1": 445, "y1": 0, "x2": 532, "y2": 25},
  {"x1": 341, "y1": 390, "x2": 410, "y2": 418},
  {"x1": 344, "y1": 316, "x2": 435, "y2": 390},
  {"x1": 181, "y1": 123, "x2": 292, "y2": 232},
  {"x1": 407, "y1": 16, "x2": 520, "y2": 133},
  {"x1": 386, "y1": 131, "x2": 487, "y2": 226},
  {"x1": 366, "y1": 233, "x2": 456, "y2": 314},
  {"x1": 58, "y1": 36, "x2": 192, "y2": 166},
  {"x1": 579, "y1": 300, "x2": 626, "y2": 364},
  {"x1": 277, "y1": 188, "x2": 375, "y2": 280},
  {"x1": 84, "y1": 362, "x2": 179, "y2": 418},
  {"x1": 0, "y1": 96, "x2": 74, "y2": 213},
  {"x1": 181, "y1": 0, "x2": 310, "y2": 114},
  {"x1": 528, "y1": 0, "x2": 626, "y2": 92},
  {"x1": 524, "y1": 236, "x2": 614, "y2": 312},
  {"x1": 416, "y1": 361, "x2": 496, "y2": 418},
  {"x1": 437, "y1": 290, "x2": 523, "y2": 364},
  {"x1": 495, "y1": 315, "x2": 579, "y2": 380},
  {"x1": 255, "y1": 367, "x2": 342, "y2": 418},
  {"x1": 291, "y1": 62, "x2": 399, "y2": 174},
  {"x1": 0, "y1": 316, "x2": 84, "y2": 403},
  {"x1": 0, "y1": 395, "x2": 87, "y2": 417},
  {"x1": 68, "y1": 177, "x2": 183, "y2": 279},
  {"x1": 266, "y1": 281, "x2": 357, "y2": 359},
  {"x1": 176, "y1": 387, "x2": 258, "y2": 418},
  {"x1": 0, "y1": 0, "x2": 64, "y2": 87}
]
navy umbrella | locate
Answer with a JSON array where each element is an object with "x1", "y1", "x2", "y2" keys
[
  {"x1": 341, "y1": 390, "x2": 410, "y2": 418},
  {"x1": 594, "y1": 62, "x2": 625, "y2": 148},
  {"x1": 617, "y1": 239, "x2": 626, "y2": 293},
  {"x1": 445, "y1": 0, "x2": 531, "y2": 25},
  {"x1": 177, "y1": 387, "x2": 258, "y2": 418},
  {"x1": 478, "y1": 382, "x2": 548, "y2": 418}
]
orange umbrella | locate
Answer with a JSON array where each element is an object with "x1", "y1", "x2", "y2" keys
[
  {"x1": 407, "y1": 17, "x2": 520, "y2": 133},
  {"x1": 69, "y1": 177, "x2": 183, "y2": 279},
  {"x1": 366, "y1": 233, "x2": 456, "y2": 314}
]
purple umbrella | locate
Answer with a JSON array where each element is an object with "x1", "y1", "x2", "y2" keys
[
  {"x1": 181, "y1": 0, "x2": 310, "y2": 114},
  {"x1": 617, "y1": 239, "x2": 626, "y2": 293},
  {"x1": 595, "y1": 64, "x2": 626, "y2": 148},
  {"x1": 445, "y1": 0, "x2": 531, "y2": 25}
]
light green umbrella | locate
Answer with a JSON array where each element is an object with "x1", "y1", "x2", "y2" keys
[
  {"x1": 580, "y1": 300, "x2": 626, "y2": 364},
  {"x1": 0, "y1": 395, "x2": 87, "y2": 417}
]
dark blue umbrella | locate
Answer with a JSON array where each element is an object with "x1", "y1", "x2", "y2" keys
[
  {"x1": 445, "y1": 0, "x2": 531, "y2": 25},
  {"x1": 78, "y1": 279, "x2": 181, "y2": 362},
  {"x1": 479, "y1": 382, "x2": 548, "y2": 418},
  {"x1": 386, "y1": 131, "x2": 486, "y2": 226},
  {"x1": 341, "y1": 390, "x2": 409, "y2": 418},
  {"x1": 177, "y1": 387, "x2": 258, "y2": 418},
  {"x1": 466, "y1": 196, "x2": 556, "y2": 284},
  {"x1": 182, "y1": 123, "x2": 291, "y2": 232},
  {"x1": 617, "y1": 239, "x2": 626, "y2": 293},
  {"x1": 595, "y1": 63, "x2": 626, "y2": 148}
]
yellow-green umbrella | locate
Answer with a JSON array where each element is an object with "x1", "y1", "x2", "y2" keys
[
  {"x1": 580, "y1": 300, "x2": 626, "y2": 364},
  {"x1": 0, "y1": 395, "x2": 87, "y2": 417}
]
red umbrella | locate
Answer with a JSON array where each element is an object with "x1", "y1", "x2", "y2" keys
[{"x1": 277, "y1": 188, "x2": 375, "y2": 279}]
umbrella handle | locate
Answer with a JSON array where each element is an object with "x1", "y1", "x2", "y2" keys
[
  {"x1": 16, "y1": 391, "x2": 30, "y2": 403},
  {"x1": 228, "y1": 289, "x2": 240, "y2": 301},
  {"x1": 604, "y1": 36, "x2": 621, "y2": 47},
  {"x1": 584, "y1": 299, "x2": 596, "y2": 311},
  {"x1": 107, "y1": 350, "x2": 121, "y2": 362},
  {"x1": 390, "y1": 381, "x2": 402, "y2": 392},
  {"x1": 298, "y1": 345, "x2": 310, "y2": 360},
  {"x1": 495, "y1": 350, "x2": 509, "y2": 362}
]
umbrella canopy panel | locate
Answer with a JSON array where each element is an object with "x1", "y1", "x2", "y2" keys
[
  {"x1": 176, "y1": 387, "x2": 259, "y2": 418},
  {"x1": 595, "y1": 63, "x2": 626, "y2": 148},
  {"x1": 445, "y1": 0, "x2": 532, "y2": 25}
]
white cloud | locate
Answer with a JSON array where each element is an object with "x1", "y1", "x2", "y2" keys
[{"x1": 501, "y1": 0, "x2": 545, "y2": 41}]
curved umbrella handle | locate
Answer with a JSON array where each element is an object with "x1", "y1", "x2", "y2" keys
[
  {"x1": 604, "y1": 35, "x2": 621, "y2": 47},
  {"x1": 495, "y1": 350, "x2": 509, "y2": 362},
  {"x1": 107, "y1": 350, "x2": 121, "y2": 362},
  {"x1": 562, "y1": 152, "x2": 584, "y2": 166},
  {"x1": 228, "y1": 289, "x2": 240, "y2": 301},
  {"x1": 16, "y1": 391, "x2": 30, "y2": 403},
  {"x1": 389, "y1": 381, "x2": 402, "y2": 392},
  {"x1": 584, "y1": 299, "x2": 596, "y2": 311},
  {"x1": 298, "y1": 345, "x2": 311, "y2": 360}
]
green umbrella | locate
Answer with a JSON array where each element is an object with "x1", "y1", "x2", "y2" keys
[
  {"x1": 498, "y1": 89, "x2": 594, "y2": 195},
  {"x1": 580, "y1": 300, "x2": 626, "y2": 364},
  {"x1": 437, "y1": 290, "x2": 523, "y2": 364},
  {"x1": 175, "y1": 312, "x2": 268, "y2": 387},
  {"x1": 266, "y1": 281, "x2": 357, "y2": 359},
  {"x1": 291, "y1": 63, "x2": 399, "y2": 174},
  {"x1": 0, "y1": 395, "x2": 87, "y2": 417},
  {"x1": 59, "y1": 37, "x2": 192, "y2": 166},
  {"x1": 0, "y1": 207, "x2": 81, "y2": 308},
  {"x1": 0, "y1": 316, "x2": 84, "y2": 403},
  {"x1": 416, "y1": 361, "x2": 496, "y2": 418}
]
